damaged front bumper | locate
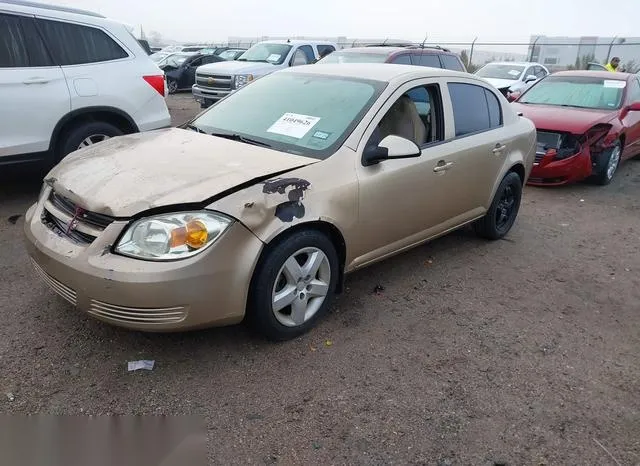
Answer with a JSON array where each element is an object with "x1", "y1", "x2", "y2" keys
[{"x1": 23, "y1": 194, "x2": 265, "y2": 331}]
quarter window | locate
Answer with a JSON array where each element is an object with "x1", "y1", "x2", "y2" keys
[
  {"x1": 440, "y1": 54, "x2": 465, "y2": 72},
  {"x1": 36, "y1": 19, "x2": 128, "y2": 65},
  {"x1": 448, "y1": 83, "x2": 502, "y2": 136},
  {"x1": 0, "y1": 13, "x2": 51, "y2": 67}
]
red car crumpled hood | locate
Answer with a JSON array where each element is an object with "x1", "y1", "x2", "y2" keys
[{"x1": 511, "y1": 103, "x2": 617, "y2": 134}]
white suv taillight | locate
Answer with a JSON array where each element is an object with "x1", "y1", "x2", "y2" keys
[{"x1": 143, "y1": 75, "x2": 165, "y2": 97}]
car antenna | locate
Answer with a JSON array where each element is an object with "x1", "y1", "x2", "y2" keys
[
  {"x1": 382, "y1": 38, "x2": 388, "y2": 45},
  {"x1": 421, "y1": 34, "x2": 428, "y2": 48}
]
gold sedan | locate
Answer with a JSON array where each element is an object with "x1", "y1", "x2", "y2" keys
[{"x1": 25, "y1": 63, "x2": 536, "y2": 340}]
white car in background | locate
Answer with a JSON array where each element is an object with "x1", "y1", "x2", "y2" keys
[
  {"x1": 475, "y1": 61, "x2": 549, "y2": 98},
  {"x1": 0, "y1": 0, "x2": 171, "y2": 168}
]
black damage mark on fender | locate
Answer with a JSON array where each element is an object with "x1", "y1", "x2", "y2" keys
[{"x1": 262, "y1": 178, "x2": 311, "y2": 222}]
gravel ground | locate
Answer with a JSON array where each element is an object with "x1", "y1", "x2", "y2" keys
[{"x1": 1, "y1": 93, "x2": 639, "y2": 465}]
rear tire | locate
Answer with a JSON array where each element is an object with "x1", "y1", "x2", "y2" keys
[
  {"x1": 246, "y1": 230, "x2": 339, "y2": 341},
  {"x1": 474, "y1": 172, "x2": 522, "y2": 240},
  {"x1": 592, "y1": 140, "x2": 621, "y2": 185},
  {"x1": 58, "y1": 121, "x2": 123, "y2": 162}
]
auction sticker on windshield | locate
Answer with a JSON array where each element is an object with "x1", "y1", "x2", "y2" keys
[
  {"x1": 604, "y1": 80, "x2": 626, "y2": 88},
  {"x1": 508, "y1": 69, "x2": 520, "y2": 76},
  {"x1": 267, "y1": 54, "x2": 281, "y2": 62},
  {"x1": 267, "y1": 113, "x2": 321, "y2": 139}
]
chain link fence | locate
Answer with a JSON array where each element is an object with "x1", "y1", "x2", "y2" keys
[{"x1": 175, "y1": 36, "x2": 640, "y2": 73}]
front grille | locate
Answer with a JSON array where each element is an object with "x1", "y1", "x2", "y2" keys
[
  {"x1": 41, "y1": 191, "x2": 115, "y2": 245},
  {"x1": 535, "y1": 130, "x2": 580, "y2": 163},
  {"x1": 50, "y1": 191, "x2": 113, "y2": 230},
  {"x1": 31, "y1": 259, "x2": 77, "y2": 305},
  {"x1": 195, "y1": 73, "x2": 232, "y2": 91},
  {"x1": 88, "y1": 300, "x2": 187, "y2": 325}
]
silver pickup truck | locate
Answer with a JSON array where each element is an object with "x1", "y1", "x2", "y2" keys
[{"x1": 192, "y1": 39, "x2": 337, "y2": 108}]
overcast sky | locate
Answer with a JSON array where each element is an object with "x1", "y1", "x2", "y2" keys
[{"x1": 52, "y1": 0, "x2": 639, "y2": 44}]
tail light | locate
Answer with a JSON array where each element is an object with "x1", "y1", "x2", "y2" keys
[{"x1": 143, "y1": 75, "x2": 166, "y2": 97}]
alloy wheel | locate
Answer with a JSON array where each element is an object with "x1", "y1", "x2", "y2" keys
[
  {"x1": 606, "y1": 145, "x2": 621, "y2": 180},
  {"x1": 78, "y1": 134, "x2": 109, "y2": 149},
  {"x1": 271, "y1": 247, "x2": 331, "y2": 327}
]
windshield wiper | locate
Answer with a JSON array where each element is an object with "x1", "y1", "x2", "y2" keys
[
  {"x1": 186, "y1": 124, "x2": 206, "y2": 134},
  {"x1": 209, "y1": 131, "x2": 272, "y2": 148}
]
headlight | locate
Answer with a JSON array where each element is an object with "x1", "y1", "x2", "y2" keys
[
  {"x1": 115, "y1": 211, "x2": 232, "y2": 261},
  {"x1": 234, "y1": 74, "x2": 254, "y2": 89}
]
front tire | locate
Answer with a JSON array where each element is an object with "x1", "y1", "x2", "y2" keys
[
  {"x1": 247, "y1": 230, "x2": 339, "y2": 341},
  {"x1": 474, "y1": 171, "x2": 523, "y2": 240},
  {"x1": 592, "y1": 140, "x2": 621, "y2": 185}
]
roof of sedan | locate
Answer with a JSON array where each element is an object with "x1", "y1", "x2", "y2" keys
[
  {"x1": 551, "y1": 70, "x2": 630, "y2": 80},
  {"x1": 281, "y1": 63, "x2": 473, "y2": 82}
]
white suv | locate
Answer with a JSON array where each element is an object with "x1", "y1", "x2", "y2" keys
[{"x1": 0, "y1": 0, "x2": 171, "y2": 167}]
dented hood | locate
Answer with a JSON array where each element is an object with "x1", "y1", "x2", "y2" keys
[
  {"x1": 510, "y1": 103, "x2": 616, "y2": 134},
  {"x1": 47, "y1": 128, "x2": 317, "y2": 217}
]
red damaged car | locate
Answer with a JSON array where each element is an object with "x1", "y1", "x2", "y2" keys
[{"x1": 511, "y1": 71, "x2": 640, "y2": 186}]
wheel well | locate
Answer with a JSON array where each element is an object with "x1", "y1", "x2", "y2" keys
[
  {"x1": 509, "y1": 163, "x2": 525, "y2": 185},
  {"x1": 618, "y1": 133, "x2": 625, "y2": 150},
  {"x1": 52, "y1": 109, "x2": 137, "y2": 155},
  {"x1": 267, "y1": 221, "x2": 347, "y2": 293}
]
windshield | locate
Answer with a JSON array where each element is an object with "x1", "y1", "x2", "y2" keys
[
  {"x1": 218, "y1": 49, "x2": 241, "y2": 60},
  {"x1": 476, "y1": 64, "x2": 525, "y2": 80},
  {"x1": 164, "y1": 53, "x2": 191, "y2": 67},
  {"x1": 191, "y1": 73, "x2": 386, "y2": 159},
  {"x1": 150, "y1": 52, "x2": 169, "y2": 62},
  {"x1": 519, "y1": 75, "x2": 626, "y2": 110},
  {"x1": 318, "y1": 51, "x2": 389, "y2": 64},
  {"x1": 237, "y1": 43, "x2": 292, "y2": 65}
]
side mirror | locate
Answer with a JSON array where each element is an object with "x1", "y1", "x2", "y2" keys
[
  {"x1": 362, "y1": 135, "x2": 421, "y2": 166},
  {"x1": 628, "y1": 102, "x2": 640, "y2": 112},
  {"x1": 524, "y1": 75, "x2": 537, "y2": 83}
]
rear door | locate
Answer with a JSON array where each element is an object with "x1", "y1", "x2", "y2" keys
[
  {"x1": 0, "y1": 12, "x2": 69, "y2": 158},
  {"x1": 34, "y1": 16, "x2": 139, "y2": 115},
  {"x1": 444, "y1": 81, "x2": 514, "y2": 208}
]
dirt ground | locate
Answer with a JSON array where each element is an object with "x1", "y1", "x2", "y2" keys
[{"x1": 1, "y1": 92, "x2": 639, "y2": 465}]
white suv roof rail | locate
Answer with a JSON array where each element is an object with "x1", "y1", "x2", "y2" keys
[{"x1": 0, "y1": 0, "x2": 105, "y2": 18}]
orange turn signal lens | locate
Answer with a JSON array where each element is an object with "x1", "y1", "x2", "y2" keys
[
  {"x1": 169, "y1": 220, "x2": 208, "y2": 249},
  {"x1": 185, "y1": 220, "x2": 208, "y2": 248}
]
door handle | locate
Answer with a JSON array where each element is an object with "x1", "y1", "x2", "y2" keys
[
  {"x1": 492, "y1": 143, "x2": 507, "y2": 154},
  {"x1": 23, "y1": 77, "x2": 50, "y2": 84},
  {"x1": 433, "y1": 161, "x2": 454, "y2": 173}
]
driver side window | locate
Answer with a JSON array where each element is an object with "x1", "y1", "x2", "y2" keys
[{"x1": 367, "y1": 84, "x2": 443, "y2": 149}]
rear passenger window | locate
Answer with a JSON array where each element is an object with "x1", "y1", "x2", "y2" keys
[
  {"x1": 317, "y1": 45, "x2": 335, "y2": 57},
  {"x1": 36, "y1": 19, "x2": 128, "y2": 65},
  {"x1": 440, "y1": 55, "x2": 464, "y2": 71},
  {"x1": 412, "y1": 54, "x2": 441, "y2": 68},
  {"x1": 448, "y1": 83, "x2": 501, "y2": 136},
  {"x1": 392, "y1": 54, "x2": 411, "y2": 65},
  {"x1": 298, "y1": 45, "x2": 315, "y2": 63},
  {"x1": 0, "y1": 13, "x2": 51, "y2": 67}
]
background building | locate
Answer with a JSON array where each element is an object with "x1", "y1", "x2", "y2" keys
[{"x1": 529, "y1": 35, "x2": 640, "y2": 72}]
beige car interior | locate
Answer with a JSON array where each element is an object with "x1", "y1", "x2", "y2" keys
[{"x1": 376, "y1": 87, "x2": 438, "y2": 147}]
